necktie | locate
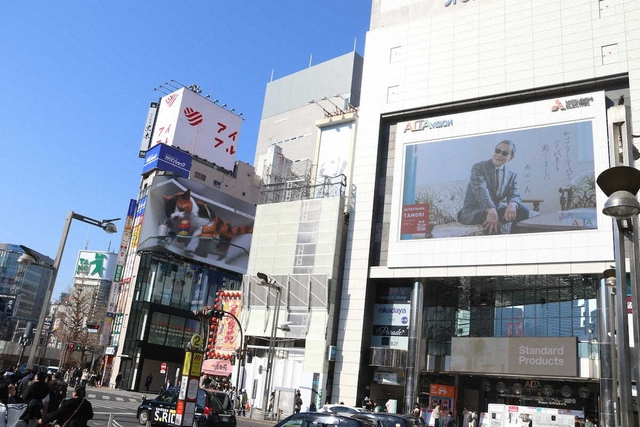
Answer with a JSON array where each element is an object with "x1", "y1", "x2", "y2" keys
[{"x1": 495, "y1": 168, "x2": 501, "y2": 192}]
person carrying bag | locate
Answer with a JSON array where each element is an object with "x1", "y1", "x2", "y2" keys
[{"x1": 38, "y1": 386, "x2": 93, "y2": 427}]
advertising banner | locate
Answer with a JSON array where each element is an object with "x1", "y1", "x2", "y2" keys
[
  {"x1": 213, "y1": 292, "x2": 243, "y2": 356},
  {"x1": 396, "y1": 92, "x2": 604, "y2": 240},
  {"x1": 137, "y1": 176, "x2": 255, "y2": 273},
  {"x1": 151, "y1": 88, "x2": 242, "y2": 171},
  {"x1": 314, "y1": 122, "x2": 353, "y2": 197},
  {"x1": 450, "y1": 337, "x2": 578, "y2": 377},
  {"x1": 142, "y1": 143, "x2": 192, "y2": 176},
  {"x1": 74, "y1": 251, "x2": 117, "y2": 281},
  {"x1": 389, "y1": 91, "x2": 610, "y2": 267}
]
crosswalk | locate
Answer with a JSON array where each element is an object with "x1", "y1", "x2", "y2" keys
[{"x1": 88, "y1": 394, "x2": 140, "y2": 403}]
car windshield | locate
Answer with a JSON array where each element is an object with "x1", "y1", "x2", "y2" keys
[{"x1": 156, "y1": 389, "x2": 177, "y2": 404}]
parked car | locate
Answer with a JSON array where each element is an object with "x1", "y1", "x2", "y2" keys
[
  {"x1": 137, "y1": 386, "x2": 236, "y2": 427},
  {"x1": 318, "y1": 404, "x2": 369, "y2": 414},
  {"x1": 350, "y1": 412, "x2": 426, "y2": 427},
  {"x1": 275, "y1": 412, "x2": 378, "y2": 427}
]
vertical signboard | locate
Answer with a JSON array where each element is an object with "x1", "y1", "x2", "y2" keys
[
  {"x1": 100, "y1": 199, "x2": 137, "y2": 347},
  {"x1": 176, "y1": 348, "x2": 204, "y2": 427},
  {"x1": 139, "y1": 101, "x2": 159, "y2": 157},
  {"x1": 371, "y1": 287, "x2": 411, "y2": 350}
]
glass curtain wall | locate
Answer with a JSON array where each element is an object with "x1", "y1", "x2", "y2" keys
[{"x1": 421, "y1": 274, "x2": 599, "y2": 357}]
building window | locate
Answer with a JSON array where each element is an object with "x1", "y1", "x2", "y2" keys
[
  {"x1": 411, "y1": 274, "x2": 599, "y2": 356},
  {"x1": 213, "y1": 180, "x2": 222, "y2": 188},
  {"x1": 194, "y1": 171, "x2": 207, "y2": 181}
]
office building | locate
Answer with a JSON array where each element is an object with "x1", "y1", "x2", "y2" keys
[
  {"x1": 336, "y1": 0, "x2": 639, "y2": 419},
  {"x1": 0, "y1": 244, "x2": 54, "y2": 365},
  {"x1": 105, "y1": 87, "x2": 260, "y2": 391}
]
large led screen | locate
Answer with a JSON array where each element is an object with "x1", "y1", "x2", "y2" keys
[
  {"x1": 397, "y1": 93, "x2": 608, "y2": 238},
  {"x1": 138, "y1": 176, "x2": 255, "y2": 274},
  {"x1": 389, "y1": 91, "x2": 611, "y2": 267}
]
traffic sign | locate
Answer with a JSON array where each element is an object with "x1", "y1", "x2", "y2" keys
[
  {"x1": 160, "y1": 362, "x2": 167, "y2": 374},
  {"x1": 190, "y1": 334, "x2": 203, "y2": 349}
]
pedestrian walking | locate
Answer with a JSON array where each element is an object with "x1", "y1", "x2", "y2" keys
[
  {"x1": 145, "y1": 373, "x2": 153, "y2": 392},
  {"x1": 39, "y1": 385, "x2": 93, "y2": 427},
  {"x1": 294, "y1": 389, "x2": 303, "y2": 413}
]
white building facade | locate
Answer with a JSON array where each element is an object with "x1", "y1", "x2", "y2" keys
[{"x1": 336, "y1": 0, "x2": 640, "y2": 419}]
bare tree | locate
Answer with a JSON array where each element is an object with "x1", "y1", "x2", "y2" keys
[{"x1": 54, "y1": 284, "x2": 103, "y2": 369}]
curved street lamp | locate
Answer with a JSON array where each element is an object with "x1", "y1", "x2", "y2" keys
[
  {"x1": 596, "y1": 165, "x2": 640, "y2": 427},
  {"x1": 18, "y1": 211, "x2": 119, "y2": 369},
  {"x1": 256, "y1": 272, "x2": 281, "y2": 419}
]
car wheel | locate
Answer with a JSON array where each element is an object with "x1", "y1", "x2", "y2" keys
[{"x1": 138, "y1": 410, "x2": 151, "y2": 425}]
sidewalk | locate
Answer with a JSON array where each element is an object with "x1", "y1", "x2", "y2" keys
[{"x1": 239, "y1": 408, "x2": 281, "y2": 426}]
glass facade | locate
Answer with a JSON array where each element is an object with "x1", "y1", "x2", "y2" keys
[
  {"x1": 407, "y1": 274, "x2": 600, "y2": 356},
  {"x1": 123, "y1": 253, "x2": 242, "y2": 351}
]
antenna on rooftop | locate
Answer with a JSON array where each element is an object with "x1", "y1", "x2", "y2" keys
[{"x1": 170, "y1": 79, "x2": 187, "y2": 88}]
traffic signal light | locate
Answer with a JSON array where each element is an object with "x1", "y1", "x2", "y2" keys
[
  {"x1": 68, "y1": 343, "x2": 75, "y2": 351},
  {"x1": 205, "y1": 308, "x2": 225, "y2": 319},
  {"x1": 246, "y1": 351, "x2": 253, "y2": 364},
  {"x1": 193, "y1": 307, "x2": 225, "y2": 319},
  {"x1": 75, "y1": 344, "x2": 82, "y2": 352}
]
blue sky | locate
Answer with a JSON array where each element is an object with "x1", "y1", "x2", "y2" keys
[{"x1": 0, "y1": 1, "x2": 371, "y2": 299}]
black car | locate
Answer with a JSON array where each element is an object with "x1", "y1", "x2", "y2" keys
[
  {"x1": 350, "y1": 412, "x2": 425, "y2": 427},
  {"x1": 137, "y1": 386, "x2": 236, "y2": 427},
  {"x1": 275, "y1": 412, "x2": 379, "y2": 427}
]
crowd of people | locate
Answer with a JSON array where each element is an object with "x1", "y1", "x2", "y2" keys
[
  {"x1": 0, "y1": 366, "x2": 93, "y2": 427},
  {"x1": 63, "y1": 367, "x2": 103, "y2": 388}
]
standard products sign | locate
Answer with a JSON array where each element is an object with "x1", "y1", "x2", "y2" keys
[
  {"x1": 450, "y1": 337, "x2": 577, "y2": 377},
  {"x1": 516, "y1": 344, "x2": 565, "y2": 367}
]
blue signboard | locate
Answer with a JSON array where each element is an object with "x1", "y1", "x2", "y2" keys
[{"x1": 142, "y1": 143, "x2": 192, "y2": 176}]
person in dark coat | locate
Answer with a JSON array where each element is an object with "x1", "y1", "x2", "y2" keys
[
  {"x1": 457, "y1": 140, "x2": 528, "y2": 234},
  {"x1": 39, "y1": 385, "x2": 93, "y2": 427},
  {"x1": 8, "y1": 371, "x2": 51, "y2": 421}
]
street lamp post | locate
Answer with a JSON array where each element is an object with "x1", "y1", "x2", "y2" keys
[
  {"x1": 257, "y1": 272, "x2": 281, "y2": 419},
  {"x1": 18, "y1": 211, "x2": 119, "y2": 370}
]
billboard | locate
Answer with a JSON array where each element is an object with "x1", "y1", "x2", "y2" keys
[
  {"x1": 450, "y1": 337, "x2": 578, "y2": 377},
  {"x1": 389, "y1": 91, "x2": 611, "y2": 267},
  {"x1": 142, "y1": 143, "x2": 192, "y2": 176},
  {"x1": 137, "y1": 176, "x2": 255, "y2": 274},
  {"x1": 74, "y1": 251, "x2": 117, "y2": 281},
  {"x1": 150, "y1": 88, "x2": 242, "y2": 171},
  {"x1": 314, "y1": 121, "x2": 354, "y2": 197}
]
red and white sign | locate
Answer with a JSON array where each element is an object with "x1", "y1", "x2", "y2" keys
[
  {"x1": 160, "y1": 362, "x2": 167, "y2": 374},
  {"x1": 214, "y1": 292, "x2": 243, "y2": 356},
  {"x1": 151, "y1": 88, "x2": 242, "y2": 171}
]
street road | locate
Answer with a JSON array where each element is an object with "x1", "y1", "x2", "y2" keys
[{"x1": 85, "y1": 387, "x2": 273, "y2": 427}]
